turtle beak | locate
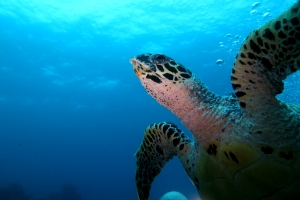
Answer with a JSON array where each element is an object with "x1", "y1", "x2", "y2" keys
[
  {"x1": 129, "y1": 58, "x2": 137, "y2": 66},
  {"x1": 130, "y1": 57, "x2": 144, "y2": 77},
  {"x1": 130, "y1": 53, "x2": 156, "y2": 77}
]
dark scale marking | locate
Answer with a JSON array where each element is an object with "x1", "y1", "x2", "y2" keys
[
  {"x1": 207, "y1": 144, "x2": 217, "y2": 156},
  {"x1": 240, "y1": 53, "x2": 246, "y2": 58},
  {"x1": 236, "y1": 91, "x2": 246, "y2": 97},
  {"x1": 250, "y1": 39, "x2": 261, "y2": 54},
  {"x1": 271, "y1": 44, "x2": 276, "y2": 50},
  {"x1": 279, "y1": 151, "x2": 294, "y2": 160},
  {"x1": 278, "y1": 30, "x2": 287, "y2": 39},
  {"x1": 164, "y1": 63, "x2": 178, "y2": 73},
  {"x1": 158, "y1": 123, "x2": 163, "y2": 129},
  {"x1": 284, "y1": 25, "x2": 289, "y2": 31},
  {"x1": 232, "y1": 84, "x2": 241, "y2": 90},
  {"x1": 224, "y1": 151, "x2": 229, "y2": 159},
  {"x1": 173, "y1": 138, "x2": 180, "y2": 147},
  {"x1": 240, "y1": 102, "x2": 246, "y2": 108},
  {"x1": 261, "y1": 146, "x2": 274, "y2": 154},
  {"x1": 263, "y1": 28, "x2": 275, "y2": 41},
  {"x1": 231, "y1": 76, "x2": 238, "y2": 81},
  {"x1": 291, "y1": 17, "x2": 300, "y2": 26},
  {"x1": 239, "y1": 60, "x2": 246, "y2": 65},
  {"x1": 145, "y1": 139, "x2": 150, "y2": 145},
  {"x1": 169, "y1": 123, "x2": 177, "y2": 128},
  {"x1": 179, "y1": 144, "x2": 184, "y2": 151},
  {"x1": 290, "y1": 65, "x2": 297, "y2": 72},
  {"x1": 247, "y1": 52, "x2": 257, "y2": 59},
  {"x1": 287, "y1": 37, "x2": 297, "y2": 46},
  {"x1": 170, "y1": 60, "x2": 176, "y2": 65},
  {"x1": 247, "y1": 62, "x2": 253, "y2": 65},
  {"x1": 282, "y1": 40, "x2": 288, "y2": 46},
  {"x1": 229, "y1": 151, "x2": 239, "y2": 164},
  {"x1": 289, "y1": 30, "x2": 295, "y2": 36},
  {"x1": 143, "y1": 187, "x2": 150, "y2": 199},
  {"x1": 249, "y1": 80, "x2": 255, "y2": 84},
  {"x1": 274, "y1": 21, "x2": 281, "y2": 30},
  {"x1": 136, "y1": 53, "x2": 152, "y2": 63},
  {"x1": 261, "y1": 57, "x2": 273, "y2": 71},
  {"x1": 156, "y1": 65, "x2": 164, "y2": 72},
  {"x1": 177, "y1": 65, "x2": 187, "y2": 73},
  {"x1": 256, "y1": 131, "x2": 263, "y2": 134},
  {"x1": 257, "y1": 37, "x2": 263, "y2": 46},
  {"x1": 167, "y1": 128, "x2": 174, "y2": 138},
  {"x1": 265, "y1": 43, "x2": 270, "y2": 50},
  {"x1": 295, "y1": 32, "x2": 300, "y2": 40},
  {"x1": 262, "y1": 49, "x2": 268, "y2": 54},
  {"x1": 156, "y1": 145, "x2": 164, "y2": 155},
  {"x1": 194, "y1": 177, "x2": 199, "y2": 183},
  {"x1": 292, "y1": 53, "x2": 299, "y2": 59},
  {"x1": 279, "y1": 52, "x2": 284, "y2": 58},
  {"x1": 283, "y1": 18, "x2": 287, "y2": 24},
  {"x1": 146, "y1": 74, "x2": 162, "y2": 83},
  {"x1": 287, "y1": 48, "x2": 293, "y2": 53},
  {"x1": 292, "y1": 7, "x2": 299, "y2": 13},
  {"x1": 282, "y1": 47, "x2": 288, "y2": 53},
  {"x1": 137, "y1": 180, "x2": 142, "y2": 189},
  {"x1": 162, "y1": 124, "x2": 170, "y2": 133},
  {"x1": 146, "y1": 135, "x2": 153, "y2": 143},
  {"x1": 156, "y1": 54, "x2": 166, "y2": 61},
  {"x1": 245, "y1": 70, "x2": 249, "y2": 73},
  {"x1": 232, "y1": 69, "x2": 236, "y2": 74},
  {"x1": 181, "y1": 73, "x2": 192, "y2": 79},
  {"x1": 163, "y1": 73, "x2": 174, "y2": 80},
  {"x1": 244, "y1": 44, "x2": 247, "y2": 50}
]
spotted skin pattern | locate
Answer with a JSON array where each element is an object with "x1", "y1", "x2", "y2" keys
[
  {"x1": 132, "y1": 53, "x2": 192, "y2": 84},
  {"x1": 131, "y1": 2, "x2": 300, "y2": 200},
  {"x1": 135, "y1": 122, "x2": 194, "y2": 200},
  {"x1": 232, "y1": 2, "x2": 300, "y2": 116}
]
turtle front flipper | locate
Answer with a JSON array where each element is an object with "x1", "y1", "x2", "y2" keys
[
  {"x1": 135, "y1": 122, "x2": 193, "y2": 200},
  {"x1": 231, "y1": 2, "x2": 300, "y2": 116}
]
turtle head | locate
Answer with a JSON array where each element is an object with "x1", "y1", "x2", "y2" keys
[
  {"x1": 130, "y1": 53, "x2": 193, "y2": 84},
  {"x1": 130, "y1": 53, "x2": 221, "y2": 142},
  {"x1": 130, "y1": 53, "x2": 196, "y2": 117}
]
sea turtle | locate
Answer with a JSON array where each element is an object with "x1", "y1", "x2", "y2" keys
[{"x1": 130, "y1": 2, "x2": 300, "y2": 200}]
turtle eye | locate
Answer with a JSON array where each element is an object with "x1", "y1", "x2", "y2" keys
[
  {"x1": 148, "y1": 64, "x2": 157, "y2": 72},
  {"x1": 150, "y1": 54, "x2": 168, "y2": 65}
]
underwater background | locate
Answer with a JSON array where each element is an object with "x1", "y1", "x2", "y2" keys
[{"x1": 0, "y1": 0, "x2": 299, "y2": 199}]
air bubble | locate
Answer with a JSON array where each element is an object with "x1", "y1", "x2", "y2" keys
[
  {"x1": 216, "y1": 59, "x2": 224, "y2": 65},
  {"x1": 252, "y1": 2, "x2": 260, "y2": 8}
]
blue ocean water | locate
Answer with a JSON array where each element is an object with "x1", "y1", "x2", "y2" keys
[{"x1": 0, "y1": 0, "x2": 299, "y2": 200}]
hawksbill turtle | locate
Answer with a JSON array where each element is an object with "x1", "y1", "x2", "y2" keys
[{"x1": 130, "y1": 2, "x2": 300, "y2": 200}]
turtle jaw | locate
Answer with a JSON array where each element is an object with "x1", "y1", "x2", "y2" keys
[{"x1": 130, "y1": 53, "x2": 156, "y2": 77}]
